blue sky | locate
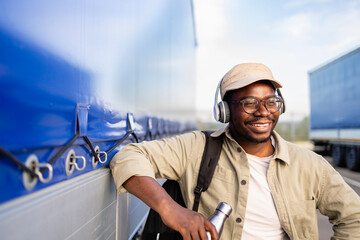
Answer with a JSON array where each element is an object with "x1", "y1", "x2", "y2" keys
[{"x1": 193, "y1": 0, "x2": 360, "y2": 121}]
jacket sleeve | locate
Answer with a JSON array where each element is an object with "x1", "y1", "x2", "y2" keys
[
  {"x1": 110, "y1": 131, "x2": 205, "y2": 193},
  {"x1": 317, "y1": 159, "x2": 360, "y2": 239}
]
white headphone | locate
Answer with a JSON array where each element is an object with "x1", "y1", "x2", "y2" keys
[
  {"x1": 213, "y1": 78, "x2": 286, "y2": 123},
  {"x1": 213, "y1": 77, "x2": 230, "y2": 123}
]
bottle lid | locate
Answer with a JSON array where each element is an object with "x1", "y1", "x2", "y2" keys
[{"x1": 217, "y1": 202, "x2": 232, "y2": 216}]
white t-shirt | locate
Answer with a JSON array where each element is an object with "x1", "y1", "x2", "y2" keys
[{"x1": 241, "y1": 142, "x2": 289, "y2": 239}]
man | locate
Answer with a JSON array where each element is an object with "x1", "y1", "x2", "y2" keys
[{"x1": 110, "y1": 63, "x2": 360, "y2": 239}]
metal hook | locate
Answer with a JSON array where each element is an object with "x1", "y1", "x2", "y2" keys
[
  {"x1": 127, "y1": 112, "x2": 135, "y2": 132},
  {"x1": 92, "y1": 146, "x2": 108, "y2": 167},
  {"x1": 97, "y1": 149, "x2": 108, "y2": 164},
  {"x1": 148, "y1": 117, "x2": 153, "y2": 131},
  {"x1": 66, "y1": 149, "x2": 86, "y2": 176},
  {"x1": 23, "y1": 154, "x2": 53, "y2": 190},
  {"x1": 155, "y1": 118, "x2": 162, "y2": 139},
  {"x1": 35, "y1": 163, "x2": 53, "y2": 183},
  {"x1": 148, "y1": 117, "x2": 153, "y2": 140},
  {"x1": 70, "y1": 155, "x2": 86, "y2": 171}
]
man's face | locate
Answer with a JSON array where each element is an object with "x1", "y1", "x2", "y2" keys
[{"x1": 227, "y1": 81, "x2": 280, "y2": 144}]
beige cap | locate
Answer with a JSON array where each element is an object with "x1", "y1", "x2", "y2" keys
[{"x1": 220, "y1": 63, "x2": 283, "y2": 99}]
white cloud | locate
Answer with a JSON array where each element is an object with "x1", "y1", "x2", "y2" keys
[
  {"x1": 276, "y1": 13, "x2": 314, "y2": 41},
  {"x1": 327, "y1": 7, "x2": 360, "y2": 52},
  {"x1": 284, "y1": 0, "x2": 334, "y2": 9}
]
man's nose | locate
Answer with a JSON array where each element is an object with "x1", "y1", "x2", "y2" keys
[{"x1": 253, "y1": 102, "x2": 270, "y2": 117}]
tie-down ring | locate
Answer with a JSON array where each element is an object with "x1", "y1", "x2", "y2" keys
[{"x1": 65, "y1": 149, "x2": 86, "y2": 176}]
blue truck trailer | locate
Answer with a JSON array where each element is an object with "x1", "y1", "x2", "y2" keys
[
  {"x1": 0, "y1": 1, "x2": 197, "y2": 239},
  {"x1": 309, "y1": 46, "x2": 360, "y2": 171}
]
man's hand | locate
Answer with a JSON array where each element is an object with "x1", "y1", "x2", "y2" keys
[
  {"x1": 159, "y1": 198, "x2": 218, "y2": 240},
  {"x1": 123, "y1": 176, "x2": 218, "y2": 239}
]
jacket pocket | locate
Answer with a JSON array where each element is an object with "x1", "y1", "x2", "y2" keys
[
  {"x1": 212, "y1": 164, "x2": 235, "y2": 183},
  {"x1": 290, "y1": 199, "x2": 318, "y2": 239},
  {"x1": 196, "y1": 164, "x2": 234, "y2": 217}
]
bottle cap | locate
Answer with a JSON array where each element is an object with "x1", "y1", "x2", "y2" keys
[{"x1": 217, "y1": 202, "x2": 232, "y2": 217}]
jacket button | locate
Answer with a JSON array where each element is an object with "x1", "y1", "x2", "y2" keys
[
  {"x1": 237, "y1": 147, "x2": 241, "y2": 152},
  {"x1": 241, "y1": 180, "x2": 247, "y2": 185},
  {"x1": 236, "y1": 218, "x2": 242, "y2": 223}
]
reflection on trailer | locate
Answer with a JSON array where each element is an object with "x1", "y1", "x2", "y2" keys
[{"x1": 0, "y1": 1, "x2": 197, "y2": 239}]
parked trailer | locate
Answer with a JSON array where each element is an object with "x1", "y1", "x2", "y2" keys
[
  {"x1": 309, "y1": 46, "x2": 360, "y2": 171},
  {"x1": 0, "y1": 1, "x2": 197, "y2": 239}
]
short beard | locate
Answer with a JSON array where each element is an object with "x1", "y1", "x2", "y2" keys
[{"x1": 242, "y1": 130, "x2": 273, "y2": 144}]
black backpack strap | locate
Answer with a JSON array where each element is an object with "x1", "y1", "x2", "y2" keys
[{"x1": 192, "y1": 131, "x2": 224, "y2": 212}]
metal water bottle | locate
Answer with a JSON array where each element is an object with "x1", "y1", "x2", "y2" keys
[{"x1": 206, "y1": 202, "x2": 232, "y2": 239}]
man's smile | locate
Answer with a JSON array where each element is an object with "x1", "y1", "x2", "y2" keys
[{"x1": 245, "y1": 118, "x2": 275, "y2": 133}]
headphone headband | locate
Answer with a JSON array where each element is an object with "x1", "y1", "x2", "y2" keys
[{"x1": 213, "y1": 78, "x2": 223, "y2": 121}]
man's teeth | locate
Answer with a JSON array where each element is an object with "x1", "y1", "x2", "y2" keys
[{"x1": 251, "y1": 123, "x2": 269, "y2": 127}]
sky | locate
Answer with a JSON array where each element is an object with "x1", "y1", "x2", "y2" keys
[{"x1": 193, "y1": 0, "x2": 360, "y2": 121}]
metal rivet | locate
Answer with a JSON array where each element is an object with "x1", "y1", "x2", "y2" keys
[{"x1": 22, "y1": 154, "x2": 39, "y2": 190}]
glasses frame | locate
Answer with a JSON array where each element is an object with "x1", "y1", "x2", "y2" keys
[{"x1": 228, "y1": 96, "x2": 284, "y2": 114}]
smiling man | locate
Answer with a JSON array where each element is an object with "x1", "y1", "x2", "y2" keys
[
  {"x1": 110, "y1": 63, "x2": 360, "y2": 239},
  {"x1": 225, "y1": 80, "x2": 281, "y2": 156}
]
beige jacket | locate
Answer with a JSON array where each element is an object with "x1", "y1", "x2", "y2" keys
[{"x1": 110, "y1": 126, "x2": 360, "y2": 240}]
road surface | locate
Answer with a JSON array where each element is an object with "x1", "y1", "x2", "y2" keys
[{"x1": 317, "y1": 156, "x2": 360, "y2": 240}]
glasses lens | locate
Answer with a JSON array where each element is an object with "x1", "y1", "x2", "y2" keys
[
  {"x1": 265, "y1": 97, "x2": 281, "y2": 113},
  {"x1": 242, "y1": 98, "x2": 259, "y2": 113},
  {"x1": 236, "y1": 97, "x2": 282, "y2": 113}
]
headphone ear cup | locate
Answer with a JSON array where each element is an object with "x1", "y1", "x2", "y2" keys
[
  {"x1": 276, "y1": 89, "x2": 286, "y2": 114},
  {"x1": 281, "y1": 100, "x2": 286, "y2": 114},
  {"x1": 213, "y1": 103, "x2": 220, "y2": 122},
  {"x1": 280, "y1": 95, "x2": 286, "y2": 114},
  {"x1": 218, "y1": 101, "x2": 230, "y2": 123}
]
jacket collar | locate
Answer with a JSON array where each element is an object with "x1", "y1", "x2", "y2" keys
[
  {"x1": 210, "y1": 124, "x2": 291, "y2": 165},
  {"x1": 271, "y1": 131, "x2": 291, "y2": 165}
]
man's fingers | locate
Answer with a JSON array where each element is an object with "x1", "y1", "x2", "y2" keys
[
  {"x1": 190, "y1": 229, "x2": 201, "y2": 240},
  {"x1": 160, "y1": 205, "x2": 215, "y2": 240},
  {"x1": 204, "y1": 219, "x2": 218, "y2": 240},
  {"x1": 189, "y1": 214, "x2": 206, "y2": 240}
]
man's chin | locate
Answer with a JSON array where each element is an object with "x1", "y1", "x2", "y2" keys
[{"x1": 246, "y1": 132, "x2": 272, "y2": 144}]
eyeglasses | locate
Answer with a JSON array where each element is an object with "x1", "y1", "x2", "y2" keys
[{"x1": 228, "y1": 97, "x2": 283, "y2": 114}]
